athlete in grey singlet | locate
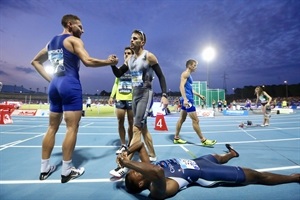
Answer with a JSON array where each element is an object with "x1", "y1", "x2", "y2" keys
[{"x1": 109, "y1": 30, "x2": 169, "y2": 177}]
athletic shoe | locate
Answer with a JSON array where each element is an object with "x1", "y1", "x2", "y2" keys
[
  {"x1": 265, "y1": 123, "x2": 269, "y2": 126},
  {"x1": 173, "y1": 138, "x2": 187, "y2": 144},
  {"x1": 109, "y1": 167, "x2": 128, "y2": 178},
  {"x1": 61, "y1": 167, "x2": 85, "y2": 183},
  {"x1": 149, "y1": 156, "x2": 157, "y2": 162},
  {"x1": 39, "y1": 165, "x2": 56, "y2": 180},
  {"x1": 116, "y1": 144, "x2": 128, "y2": 155},
  {"x1": 261, "y1": 124, "x2": 265, "y2": 127},
  {"x1": 201, "y1": 139, "x2": 217, "y2": 146},
  {"x1": 225, "y1": 144, "x2": 239, "y2": 157}
]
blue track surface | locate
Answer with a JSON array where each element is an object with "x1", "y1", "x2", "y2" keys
[{"x1": 1, "y1": 111, "x2": 299, "y2": 199}]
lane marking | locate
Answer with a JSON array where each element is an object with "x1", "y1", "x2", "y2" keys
[
  {"x1": 180, "y1": 145, "x2": 197, "y2": 158},
  {"x1": 2, "y1": 137, "x2": 299, "y2": 148},
  {"x1": 1, "y1": 165, "x2": 299, "y2": 185},
  {"x1": 81, "y1": 122, "x2": 94, "y2": 127},
  {"x1": 0, "y1": 133, "x2": 44, "y2": 151}
]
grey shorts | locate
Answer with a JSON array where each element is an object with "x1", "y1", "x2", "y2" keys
[{"x1": 132, "y1": 87, "x2": 153, "y2": 127}]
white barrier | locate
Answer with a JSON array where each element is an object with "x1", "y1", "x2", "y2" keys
[{"x1": 196, "y1": 109, "x2": 214, "y2": 117}]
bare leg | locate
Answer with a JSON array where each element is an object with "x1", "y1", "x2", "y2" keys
[
  {"x1": 261, "y1": 105, "x2": 266, "y2": 125},
  {"x1": 42, "y1": 112, "x2": 63, "y2": 159},
  {"x1": 243, "y1": 168, "x2": 300, "y2": 185},
  {"x1": 116, "y1": 108, "x2": 126, "y2": 145},
  {"x1": 142, "y1": 125, "x2": 156, "y2": 157},
  {"x1": 62, "y1": 111, "x2": 81, "y2": 161},
  {"x1": 189, "y1": 112, "x2": 206, "y2": 142},
  {"x1": 126, "y1": 125, "x2": 142, "y2": 160},
  {"x1": 174, "y1": 111, "x2": 187, "y2": 139},
  {"x1": 127, "y1": 109, "x2": 134, "y2": 146},
  {"x1": 212, "y1": 151, "x2": 238, "y2": 164}
]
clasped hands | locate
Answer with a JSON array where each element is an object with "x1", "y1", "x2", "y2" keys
[
  {"x1": 116, "y1": 151, "x2": 129, "y2": 168},
  {"x1": 108, "y1": 54, "x2": 119, "y2": 65}
]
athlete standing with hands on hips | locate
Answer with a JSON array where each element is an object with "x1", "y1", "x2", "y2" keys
[
  {"x1": 31, "y1": 14, "x2": 118, "y2": 183},
  {"x1": 255, "y1": 86, "x2": 272, "y2": 126}
]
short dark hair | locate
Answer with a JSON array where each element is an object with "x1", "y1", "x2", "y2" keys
[
  {"x1": 61, "y1": 14, "x2": 80, "y2": 28},
  {"x1": 186, "y1": 59, "x2": 198, "y2": 68},
  {"x1": 132, "y1": 30, "x2": 147, "y2": 44},
  {"x1": 124, "y1": 47, "x2": 134, "y2": 54},
  {"x1": 124, "y1": 173, "x2": 144, "y2": 194}
]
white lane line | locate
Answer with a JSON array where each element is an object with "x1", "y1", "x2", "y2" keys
[
  {"x1": 0, "y1": 133, "x2": 44, "y2": 151},
  {"x1": 3, "y1": 137, "x2": 300, "y2": 148},
  {"x1": 81, "y1": 122, "x2": 94, "y2": 127},
  {"x1": 1, "y1": 165, "x2": 299, "y2": 185},
  {"x1": 179, "y1": 145, "x2": 197, "y2": 158}
]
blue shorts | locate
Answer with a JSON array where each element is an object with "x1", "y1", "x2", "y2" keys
[
  {"x1": 48, "y1": 76, "x2": 83, "y2": 112},
  {"x1": 194, "y1": 155, "x2": 246, "y2": 183},
  {"x1": 180, "y1": 97, "x2": 196, "y2": 112},
  {"x1": 115, "y1": 100, "x2": 132, "y2": 110}
]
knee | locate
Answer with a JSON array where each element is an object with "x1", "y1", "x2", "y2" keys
[{"x1": 133, "y1": 126, "x2": 140, "y2": 134}]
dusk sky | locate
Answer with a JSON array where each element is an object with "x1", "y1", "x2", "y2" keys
[{"x1": 0, "y1": 0, "x2": 299, "y2": 95}]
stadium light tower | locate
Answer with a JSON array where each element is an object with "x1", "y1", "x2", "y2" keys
[
  {"x1": 284, "y1": 80, "x2": 288, "y2": 98},
  {"x1": 202, "y1": 46, "x2": 216, "y2": 88}
]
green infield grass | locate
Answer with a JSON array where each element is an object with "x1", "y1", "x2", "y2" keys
[{"x1": 20, "y1": 104, "x2": 176, "y2": 117}]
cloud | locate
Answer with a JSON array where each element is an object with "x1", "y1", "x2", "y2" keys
[
  {"x1": 0, "y1": 69, "x2": 9, "y2": 76},
  {"x1": 0, "y1": 0, "x2": 49, "y2": 16},
  {"x1": 15, "y1": 66, "x2": 36, "y2": 74}
]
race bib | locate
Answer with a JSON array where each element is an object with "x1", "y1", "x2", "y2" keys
[
  {"x1": 131, "y1": 71, "x2": 143, "y2": 87},
  {"x1": 177, "y1": 159, "x2": 200, "y2": 170},
  {"x1": 48, "y1": 48, "x2": 65, "y2": 76}
]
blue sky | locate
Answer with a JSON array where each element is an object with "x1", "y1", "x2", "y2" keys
[{"x1": 0, "y1": 0, "x2": 299, "y2": 94}]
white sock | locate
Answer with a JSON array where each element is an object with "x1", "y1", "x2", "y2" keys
[
  {"x1": 62, "y1": 160, "x2": 72, "y2": 176},
  {"x1": 41, "y1": 159, "x2": 50, "y2": 173}
]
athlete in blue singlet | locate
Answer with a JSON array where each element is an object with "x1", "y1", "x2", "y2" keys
[
  {"x1": 31, "y1": 14, "x2": 118, "y2": 183},
  {"x1": 109, "y1": 30, "x2": 169, "y2": 177},
  {"x1": 118, "y1": 141, "x2": 300, "y2": 200},
  {"x1": 173, "y1": 59, "x2": 216, "y2": 146}
]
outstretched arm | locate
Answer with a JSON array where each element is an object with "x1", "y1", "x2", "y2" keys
[
  {"x1": 111, "y1": 64, "x2": 128, "y2": 77},
  {"x1": 69, "y1": 36, "x2": 118, "y2": 67}
]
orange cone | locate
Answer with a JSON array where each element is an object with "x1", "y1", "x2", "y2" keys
[{"x1": 154, "y1": 113, "x2": 168, "y2": 131}]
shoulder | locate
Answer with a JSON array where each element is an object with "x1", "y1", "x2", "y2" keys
[
  {"x1": 65, "y1": 35, "x2": 83, "y2": 45},
  {"x1": 146, "y1": 51, "x2": 158, "y2": 65},
  {"x1": 181, "y1": 70, "x2": 189, "y2": 78}
]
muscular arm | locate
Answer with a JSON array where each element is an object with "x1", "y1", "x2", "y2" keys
[
  {"x1": 65, "y1": 36, "x2": 118, "y2": 67},
  {"x1": 110, "y1": 78, "x2": 118, "y2": 98},
  {"x1": 108, "y1": 78, "x2": 118, "y2": 105},
  {"x1": 31, "y1": 46, "x2": 52, "y2": 83},
  {"x1": 147, "y1": 53, "x2": 167, "y2": 94},
  {"x1": 179, "y1": 71, "x2": 188, "y2": 101},
  {"x1": 193, "y1": 89, "x2": 205, "y2": 100}
]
